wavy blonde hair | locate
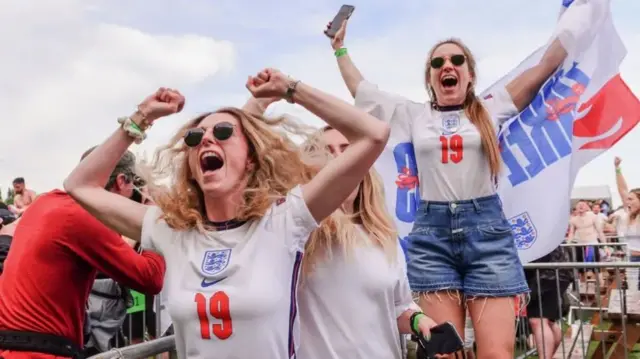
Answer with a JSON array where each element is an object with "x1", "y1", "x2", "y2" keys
[
  {"x1": 141, "y1": 107, "x2": 318, "y2": 231},
  {"x1": 300, "y1": 127, "x2": 398, "y2": 278},
  {"x1": 425, "y1": 38, "x2": 502, "y2": 179}
]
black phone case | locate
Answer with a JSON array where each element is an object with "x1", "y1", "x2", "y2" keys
[
  {"x1": 326, "y1": 5, "x2": 354, "y2": 37},
  {"x1": 415, "y1": 322, "x2": 464, "y2": 358}
]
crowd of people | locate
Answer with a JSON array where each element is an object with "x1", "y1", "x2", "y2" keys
[{"x1": 0, "y1": 3, "x2": 638, "y2": 359}]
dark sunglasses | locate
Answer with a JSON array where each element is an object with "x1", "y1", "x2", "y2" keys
[
  {"x1": 430, "y1": 54, "x2": 466, "y2": 69},
  {"x1": 184, "y1": 122, "x2": 235, "y2": 147}
]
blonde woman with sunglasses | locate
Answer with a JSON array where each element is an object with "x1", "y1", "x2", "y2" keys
[{"x1": 64, "y1": 68, "x2": 390, "y2": 359}]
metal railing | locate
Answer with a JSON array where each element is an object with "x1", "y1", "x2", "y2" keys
[{"x1": 89, "y1": 242, "x2": 640, "y2": 359}]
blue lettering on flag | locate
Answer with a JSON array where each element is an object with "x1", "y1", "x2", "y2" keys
[
  {"x1": 498, "y1": 62, "x2": 590, "y2": 186},
  {"x1": 392, "y1": 142, "x2": 421, "y2": 223}
]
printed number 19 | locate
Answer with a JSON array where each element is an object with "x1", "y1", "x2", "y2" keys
[
  {"x1": 440, "y1": 135, "x2": 464, "y2": 164},
  {"x1": 195, "y1": 292, "x2": 233, "y2": 340}
]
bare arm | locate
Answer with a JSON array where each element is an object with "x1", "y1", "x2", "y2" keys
[
  {"x1": 293, "y1": 82, "x2": 390, "y2": 223},
  {"x1": 327, "y1": 20, "x2": 365, "y2": 98},
  {"x1": 64, "y1": 89, "x2": 184, "y2": 241},
  {"x1": 506, "y1": 39, "x2": 567, "y2": 111},
  {"x1": 595, "y1": 216, "x2": 606, "y2": 243},
  {"x1": 64, "y1": 125, "x2": 148, "y2": 241},
  {"x1": 242, "y1": 96, "x2": 278, "y2": 116},
  {"x1": 336, "y1": 53, "x2": 365, "y2": 98},
  {"x1": 614, "y1": 157, "x2": 629, "y2": 207},
  {"x1": 567, "y1": 220, "x2": 575, "y2": 242}
]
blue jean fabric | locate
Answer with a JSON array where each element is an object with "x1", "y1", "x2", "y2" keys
[{"x1": 406, "y1": 194, "x2": 529, "y2": 296}]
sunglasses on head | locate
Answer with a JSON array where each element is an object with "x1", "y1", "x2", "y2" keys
[
  {"x1": 430, "y1": 54, "x2": 466, "y2": 69},
  {"x1": 184, "y1": 122, "x2": 235, "y2": 147}
]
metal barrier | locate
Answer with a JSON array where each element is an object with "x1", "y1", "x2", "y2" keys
[{"x1": 89, "y1": 243, "x2": 640, "y2": 359}]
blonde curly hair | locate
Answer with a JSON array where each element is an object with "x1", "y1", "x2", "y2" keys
[
  {"x1": 141, "y1": 107, "x2": 319, "y2": 232},
  {"x1": 300, "y1": 127, "x2": 398, "y2": 278}
]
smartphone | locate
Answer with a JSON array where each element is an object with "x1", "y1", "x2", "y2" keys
[
  {"x1": 325, "y1": 5, "x2": 355, "y2": 38},
  {"x1": 415, "y1": 321, "x2": 464, "y2": 358}
]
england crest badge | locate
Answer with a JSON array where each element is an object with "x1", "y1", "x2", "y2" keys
[
  {"x1": 201, "y1": 249, "x2": 232, "y2": 275},
  {"x1": 509, "y1": 212, "x2": 537, "y2": 250},
  {"x1": 441, "y1": 113, "x2": 461, "y2": 135}
]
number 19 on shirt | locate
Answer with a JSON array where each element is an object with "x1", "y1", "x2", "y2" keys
[
  {"x1": 440, "y1": 135, "x2": 464, "y2": 164},
  {"x1": 195, "y1": 292, "x2": 233, "y2": 340}
]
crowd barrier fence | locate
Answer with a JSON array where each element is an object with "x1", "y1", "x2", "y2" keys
[{"x1": 88, "y1": 241, "x2": 640, "y2": 359}]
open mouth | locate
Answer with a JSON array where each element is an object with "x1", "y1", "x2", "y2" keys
[
  {"x1": 441, "y1": 74, "x2": 458, "y2": 88},
  {"x1": 200, "y1": 151, "x2": 224, "y2": 173}
]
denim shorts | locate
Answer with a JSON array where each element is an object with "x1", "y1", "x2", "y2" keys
[{"x1": 406, "y1": 194, "x2": 529, "y2": 297}]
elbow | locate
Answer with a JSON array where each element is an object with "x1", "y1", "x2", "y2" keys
[
  {"x1": 63, "y1": 177, "x2": 78, "y2": 196},
  {"x1": 369, "y1": 121, "x2": 391, "y2": 147},
  {"x1": 148, "y1": 279, "x2": 164, "y2": 295}
]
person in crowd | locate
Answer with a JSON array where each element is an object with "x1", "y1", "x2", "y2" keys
[
  {"x1": 0, "y1": 149, "x2": 166, "y2": 359},
  {"x1": 63, "y1": 68, "x2": 390, "y2": 359},
  {"x1": 326, "y1": 12, "x2": 579, "y2": 356},
  {"x1": 592, "y1": 202, "x2": 608, "y2": 223},
  {"x1": 297, "y1": 126, "x2": 436, "y2": 359},
  {"x1": 525, "y1": 245, "x2": 573, "y2": 359},
  {"x1": 613, "y1": 157, "x2": 640, "y2": 284},
  {"x1": 567, "y1": 200, "x2": 606, "y2": 266},
  {"x1": 9, "y1": 177, "x2": 36, "y2": 216},
  {"x1": 0, "y1": 202, "x2": 18, "y2": 275}
]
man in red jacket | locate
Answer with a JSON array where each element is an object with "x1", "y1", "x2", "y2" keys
[{"x1": 0, "y1": 149, "x2": 166, "y2": 359}]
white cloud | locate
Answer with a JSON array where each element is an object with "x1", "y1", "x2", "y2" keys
[{"x1": 0, "y1": 0, "x2": 236, "y2": 195}]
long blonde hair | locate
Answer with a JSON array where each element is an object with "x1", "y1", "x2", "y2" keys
[
  {"x1": 301, "y1": 127, "x2": 398, "y2": 277},
  {"x1": 425, "y1": 38, "x2": 502, "y2": 179},
  {"x1": 142, "y1": 107, "x2": 317, "y2": 231}
]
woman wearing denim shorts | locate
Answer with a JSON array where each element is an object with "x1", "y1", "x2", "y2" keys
[{"x1": 329, "y1": 16, "x2": 581, "y2": 357}]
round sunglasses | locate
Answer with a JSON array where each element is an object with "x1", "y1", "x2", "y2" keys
[
  {"x1": 184, "y1": 122, "x2": 235, "y2": 147},
  {"x1": 430, "y1": 54, "x2": 466, "y2": 69}
]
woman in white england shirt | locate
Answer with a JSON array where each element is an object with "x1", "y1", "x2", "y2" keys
[
  {"x1": 613, "y1": 157, "x2": 640, "y2": 263},
  {"x1": 63, "y1": 68, "x2": 390, "y2": 359},
  {"x1": 327, "y1": 17, "x2": 578, "y2": 358},
  {"x1": 297, "y1": 126, "x2": 437, "y2": 359}
]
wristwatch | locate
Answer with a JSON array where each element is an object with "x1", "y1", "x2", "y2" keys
[{"x1": 285, "y1": 77, "x2": 301, "y2": 104}]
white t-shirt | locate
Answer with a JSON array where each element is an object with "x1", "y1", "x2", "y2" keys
[
  {"x1": 298, "y1": 227, "x2": 412, "y2": 359},
  {"x1": 141, "y1": 186, "x2": 318, "y2": 359},
  {"x1": 354, "y1": 80, "x2": 518, "y2": 202},
  {"x1": 617, "y1": 211, "x2": 640, "y2": 251}
]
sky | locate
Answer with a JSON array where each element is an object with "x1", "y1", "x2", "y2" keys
[{"x1": 1, "y1": 0, "x2": 639, "y2": 206}]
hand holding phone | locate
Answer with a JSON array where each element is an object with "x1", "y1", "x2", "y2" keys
[
  {"x1": 414, "y1": 321, "x2": 464, "y2": 359},
  {"x1": 324, "y1": 5, "x2": 355, "y2": 39}
]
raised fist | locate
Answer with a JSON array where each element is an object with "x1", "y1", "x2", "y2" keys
[
  {"x1": 245, "y1": 68, "x2": 293, "y2": 100},
  {"x1": 138, "y1": 88, "x2": 185, "y2": 122}
]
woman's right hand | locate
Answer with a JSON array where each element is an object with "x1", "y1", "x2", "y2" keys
[
  {"x1": 325, "y1": 20, "x2": 348, "y2": 50},
  {"x1": 614, "y1": 156, "x2": 621, "y2": 168},
  {"x1": 138, "y1": 88, "x2": 186, "y2": 124}
]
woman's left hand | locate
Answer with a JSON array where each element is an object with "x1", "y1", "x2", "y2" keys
[
  {"x1": 246, "y1": 68, "x2": 292, "y2": 99},
  {"x1": 417, "y1": 315, "x2": 438, "y2": 340}
]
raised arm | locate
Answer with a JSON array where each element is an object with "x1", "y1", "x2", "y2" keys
[
  {"x1": 246, "y1": 69, "x2": 390, "y2": 223},
  {"x1": 242, "y1": 95, "x2": 279, "y2": 116},
  {"x1": 614, "y1": 157, "x2": 629, "y2": 207},
  {"x1": 567, "y1": 219, "x2": 576, "y2": 242},
  {"x1": 63, "y1": 88, "x2": 185, "y2": 241},
  {"x1": 326, "y1": 20, "x2": 364, "y2": 98},
  {"x1": 505, "y1": 39, "x2": 567, "y2": 112}
]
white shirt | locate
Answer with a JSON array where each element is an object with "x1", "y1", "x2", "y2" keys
[
  {"x1": 298, "y1": 227, "x2": 412, "y2": 359},
  {"x1": 354, "y1": 80, "x2": 518, "y2": 202},
  {"x1": 141, "y1": 186, "x2": 318, "y2": 359},
  {"x1": 617, "y1": 211, "x2": 640, "y2": 251}
]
